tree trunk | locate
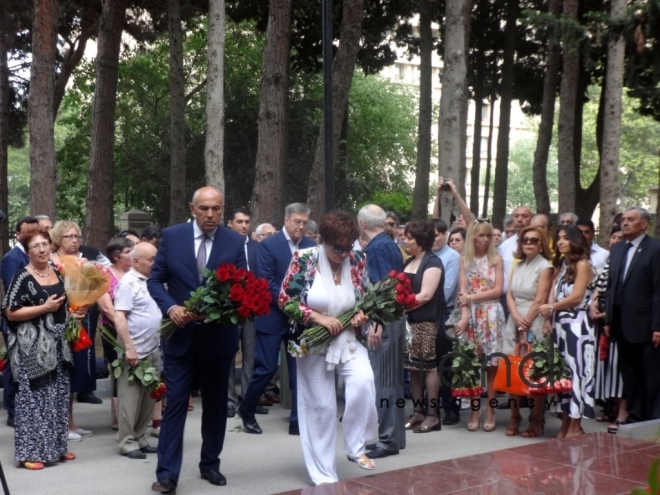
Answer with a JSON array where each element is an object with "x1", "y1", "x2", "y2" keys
[
  {"x1": 53, "y1": 4, "x2": 96, "y2": 118},
  {"x1": 599, "y1": 0, "x2": 625, "y2": 241},
  {"x1": 532, "y1": 0, "x2": 561, "y2": 215},
  {"x1": 0, "y1": 0, "x2": 9, "y2": 253},
  {"x1": 557, "y1": 0, "x2": 579, "y2": 215},
  {"x1": 481, "y1": 95, "x2": 495, "y2": 219},
  {"x1": 168, "y1": 0, "x2": 188, "y2": 225},
  {"x1": 251, "y1": 0, "x2": 293, "y2": 225},
  {"x1": 435, "y1": 0, "x2": 473, "y2": 225},
  {"x1": 469, "y1": 82, "x2": 483, "y2": 214},
  {"x1": 28, "y1": 0, "x2": 58, "y2": 219},
  {"x1": 205, "y1": 0, "x2": 226, "y2": 192},
  {"x1": 83, "y1": 0, "x2": 127, "y2": 249},
  {"x1": 306, "y1": 0, "x2": 364, "y2": 218},
  {"x1": 491, "y1": 0, "x2": 517, "y2": 228},
  {"x1": 457, "y1": 2, "x2": 473, "y2": 201},
  {"x1": 410, "y1": 0, "x2": 432, "y2": 221}
]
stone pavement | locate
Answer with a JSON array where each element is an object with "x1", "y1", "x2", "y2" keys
[{"x1": 0, "y1": 379, "x2": 629, "y2": 495}]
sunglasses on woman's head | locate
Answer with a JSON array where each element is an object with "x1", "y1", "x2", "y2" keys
[
  {"x1": 475, "y1": 218, "x2": 490, "y2": 224},
  {"x1": 522, "y1": 237, "x2": 540, "y2": 245}
]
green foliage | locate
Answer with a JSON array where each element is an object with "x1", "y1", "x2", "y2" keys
[
  {"x1": 631, "y1": 458, "x2": 659, "y2": 495},
  {"x1": 7, "y1": 144, "x2": 30, "y2": 231}
]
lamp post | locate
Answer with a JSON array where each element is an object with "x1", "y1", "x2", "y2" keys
[{"x1": 322, "y1": 0, "x2": 334, "y2": 213}]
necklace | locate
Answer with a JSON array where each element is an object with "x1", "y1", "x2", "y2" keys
[
  {"x1": 30, "y1": 263, "x2": 52, "y2": 278},
  {"x1": 332, "y1": 266, "x2": 341, "y2": 283}
]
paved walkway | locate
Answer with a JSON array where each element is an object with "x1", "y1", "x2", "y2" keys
[{"x1": 0, "y1": 380, "x2": 618, "y2": 495}]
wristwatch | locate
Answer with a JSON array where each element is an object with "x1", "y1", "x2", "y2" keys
[{"x1": 548, "y1": 305, "x2": 554, "y2": 313}]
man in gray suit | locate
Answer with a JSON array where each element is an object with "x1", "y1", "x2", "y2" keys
[{"x1": 358, "y1": 205, "x2": 406, "y2": 459}]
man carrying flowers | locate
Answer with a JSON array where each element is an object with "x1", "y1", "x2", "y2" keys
[{"x1": 113, "y1": 242, "x2": 162, "y2": 460}]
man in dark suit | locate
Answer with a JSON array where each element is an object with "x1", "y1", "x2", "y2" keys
[
  {"x1": 1, "y1": 216, "x2": 38, "y2": 427},
  {"x1": 225, "y1": 207, "x2": 263, "y2": 418},
  {"x1": 148, "y1": 187, "x2": 247, "y2": 494},
  {"x1": 605, "y1": 207, "x2": 660, "y2": 422},
  {"x1": 238, "y1": 203, "x2": 315, "y2": 435}
]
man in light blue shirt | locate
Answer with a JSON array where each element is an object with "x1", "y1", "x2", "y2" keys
[{"x1": 432, "y1": 218, "x2": 461, "y2": 424}]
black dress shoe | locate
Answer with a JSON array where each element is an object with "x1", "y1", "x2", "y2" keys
[
  {"x1": 238, "y1": 411, "x2": 262, "y2": 434},
  {"x1": 77, "y1": 392, "x2": 102, "y2": 404},
  {"x1": 289, "y1": 422, "x2": 299, "y2": 436},
  {"x1": 6, "y1": 416, "x2": 14, "y2": 428},
  {"x1": 366, "y1": 447, "x2": 397, "y2": 459},
  {"x1": 201, "y1": 470, "x2": 227, "y2": 486},
  {"x1": 227, "y1": 404, "x2": 236, "y2": 418},
  {"x1": 255, "y1": 405, "x2": 269, "y2": 415},
  {"x1": 123, "y1": 449, "x2": 146, "y2": 459},
  {"x1": 152, "y1": 478, "x2": 176, "y2": 493},
  {"x1": 443, "y1": 410, "x2": 460, "y2": 425},
  {"x1": 140, "y1": 445, "x2": 158, "y2": 454},
  {"x1": 366, "y1": 443, "x2": 377, "y2": 450}
]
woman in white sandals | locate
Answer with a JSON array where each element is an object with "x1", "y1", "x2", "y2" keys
[{"x1": 280, "y1": 210, "x2": 378, "y2": 485}]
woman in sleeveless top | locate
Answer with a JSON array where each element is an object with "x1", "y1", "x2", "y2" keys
[
  {"x1": 456, "y1": 219, "x2": 505, "y2": 432},
  {"x1": 539, "y1": 225, "x2": 596, "y2": 438}
]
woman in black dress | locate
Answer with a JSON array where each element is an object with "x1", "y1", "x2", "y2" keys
[{"x1": 3, "y1": 225, "x2": 82, "y2": 469}]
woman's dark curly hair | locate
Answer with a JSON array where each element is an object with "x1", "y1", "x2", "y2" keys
[
  {"x1": 553, "y1": 224, "x2": 590, "y2": 283},
  {"x1": 319, "y1": 210, "x2": 359, "y2": 246},
  {"x1": 404, "y1": 220, "x2": 435, "y2": 252}
]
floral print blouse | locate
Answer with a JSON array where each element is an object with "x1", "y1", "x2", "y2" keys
[{"x1": 279, "y1": 246, "x2": 367, "y2": 357}]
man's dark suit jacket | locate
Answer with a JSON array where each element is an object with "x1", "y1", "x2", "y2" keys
[
  {"x1": 246, "y1": 238, "x2": 259, "y2": 274},
  {"x1": 605, "y1": 234, "x2": 660, "y2": 343},
  {"x1": 148, "y1": 222, "x2": 248, "y2": 357},
  {"x1": 1, "y1": 246, "x2": 29, "y2": 294},
  {"x1": 253, "y1": 231, "x2": 315, "y2": 336}
]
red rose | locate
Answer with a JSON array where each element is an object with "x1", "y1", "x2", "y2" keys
[
  {"x1": 231, "y1": 270, "x2": 244, "y2": 283},
  {"x1": 0, "y1": 359, "x2": 5, "y2": 373},
  {"x1": 389, "y1": 270, "x2": 398, "y2": 278},
  {"x1": 403, "y1": 277, "x2": 412, "y2": 287},
  {"x1": 229, "y1": 284, "x2": 245, "y2": 302},
  {"x1": 397, "y1": 273, "x2": 407, "y2": 282},
  {"x1": 406, "y1": 295, "x2": 418, "y2": 307},
  {"x1": 395, "y1": 294, "x2": 406, "y2": 304},
  {"x1": 216, "y1": 267, "x2": 230, "y2": 282},
  {"x1": 395, "y1": 283, "x2": 405, "y2": 294},
  {"x1": 237, "y1": 306, "x2": 251, "y2": 319}
]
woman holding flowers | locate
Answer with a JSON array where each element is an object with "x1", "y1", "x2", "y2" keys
[
  {"x1": 280, "y1": 210, "x2": 377, "y2": 485},
  {"x1": 503, "y1": 226, "x2": 553, "y2": 438},
  {"x1": 402, "y1": 220, "x2": 444, "y2": 433},
  {"x1": 456, "y1": 219, "x2": 505, "y2": 432},
  {"x1": 539, "y1": 225, "x2": 596, "y2": 438},
  {"x1": 2, "y1": 225, "x2": 82, "y2": 469}
]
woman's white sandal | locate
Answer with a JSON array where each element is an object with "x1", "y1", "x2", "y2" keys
[{"x1": 347, "y1": 454, "x2": 375, "y2": 470}]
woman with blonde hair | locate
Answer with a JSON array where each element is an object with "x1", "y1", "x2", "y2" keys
[
  {"x1": 456, "y1": 219, "x2": 506, "y2": 432},
  {"x1": 503, "y1": 226, "x2": 553, "y2": 437}
]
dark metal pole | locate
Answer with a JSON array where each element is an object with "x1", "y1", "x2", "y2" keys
[{"x1": 322, "y1": 0, "x2": 334, "y2": 213}]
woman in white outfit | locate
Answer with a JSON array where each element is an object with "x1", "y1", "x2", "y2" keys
[{"x1": 280, "y1": 210, "x2": 378, "y2": 485}]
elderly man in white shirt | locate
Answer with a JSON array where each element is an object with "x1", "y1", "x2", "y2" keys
[
  {"x1": 114, "y1": 242, "x2": 162, "y2": 460},
  {"x1": 577, "y1": 218, "x2": 609, "y2": 270}
]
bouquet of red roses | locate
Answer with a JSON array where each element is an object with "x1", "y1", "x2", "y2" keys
[
  {"x1": 100, "y1": 326, "x2": 166, "y2": 401},
  {"x1": 160, "y1": 263, "x2": 271, "y2": 340},
  {"x1": 450, "y1": 337, "x2": 485, "y2": 398},
  {"x1": 0, "y1": 347, "x2": 6, "y2": 373},
  {"x1": 525, "y1": 335, "x2": 572, "y2": 395},
  {"x1": 288, "y1": 270, "x2": 418, "y2": 355}
]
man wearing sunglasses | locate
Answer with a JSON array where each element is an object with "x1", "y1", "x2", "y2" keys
[{"x1": 238, "y1": 203, "x2": 316, "y2": 436}]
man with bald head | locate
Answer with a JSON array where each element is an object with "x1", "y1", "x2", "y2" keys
[
  {"x1": 358, "y1": 204, "x2": 406, "y2": 459},
  {"x1": 114, "y1": 242, "x2": 161, "y2": 460},
  {"x1": 498, "y1": 206, "x2": 533, "y2": 317},
  {"x1": 530, "y1": 213, "x2": 552, "y2": 239},
  {"x1": 148, "y1": 187, "x2": 247, "y2": 492}
]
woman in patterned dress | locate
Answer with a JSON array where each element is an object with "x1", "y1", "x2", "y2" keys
[
  {"x1": 456, "y1": 220, "x2": 506, "y2": 432},
  {"x1": 2, "y1": 225, "x2": 83, "y2": 469},
  {"x1": 539, "y1": 225, "x2": 596, "y2": 438}
]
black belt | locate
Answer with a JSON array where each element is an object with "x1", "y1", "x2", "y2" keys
[{"x1": 446, "y1": 306, "x2": 455, "y2": 311}]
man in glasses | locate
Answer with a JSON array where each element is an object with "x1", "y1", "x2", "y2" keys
[
  {"x1": 357, "y1": 205, "x2": 406, "y2": 459},
  {"x1": 238, "y1": 203, "x2": 316, "y2": 436},
  {"x1": 1, "y1": 216, "x2": 39, "y2": 428}
]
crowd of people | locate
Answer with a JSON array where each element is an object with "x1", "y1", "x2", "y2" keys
[{"x1": 1, "y1": 181, "x2": 659, "y2": 493}]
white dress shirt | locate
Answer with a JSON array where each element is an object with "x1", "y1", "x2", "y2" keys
[
  {"x1": 498, "y1": 233, "x2": 518, "y2": 294},
  {"x1": 589, "y1": 243, "x2": 609, "y2": 271},
  {"x1": 283, "y1": 227, "x2": 301, "y2": 254},
  {"x1": 193, "y1": 221, "x2": 216, "y2": 263}
]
